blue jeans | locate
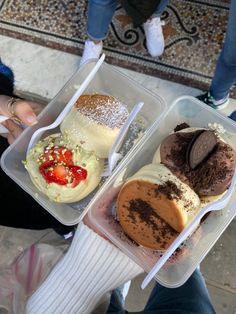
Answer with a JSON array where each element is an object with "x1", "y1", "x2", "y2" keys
[
  {"x1": 106, "y1": 269, "x2": 216, "y2": 314},
  {"x1": 210, "y1": 0, "x2": 236, "y2": 100},
  {"x1": 87, "y1": 0, "x2": 169, "y2": 40}
]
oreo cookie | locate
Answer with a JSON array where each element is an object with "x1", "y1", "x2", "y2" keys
[
  {"x1": 186, "y1": 130, "x2": 204, "y2": 165},
  {"x1": 186, "y1": 130, "x2": 217, "y2": 169}
]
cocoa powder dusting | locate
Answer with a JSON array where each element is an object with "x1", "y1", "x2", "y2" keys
[{"x1": 127, "y1": 199, "x2": 177, "y2": 248}]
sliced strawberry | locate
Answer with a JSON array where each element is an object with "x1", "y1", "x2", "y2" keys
[
  {"x1": 39, "y1": 160, "x2": 54, "y2": 182},
  {"x1": 39, "y1": 146, "x2": 87, "y2": 187},
  {"x1": 69, "y1": 166, "x2": 87, "y2": 187},
  {"x1": 41, "y1": 146, "x2": 73, "y2": 165},
  {"x1": 50, "y1": 165, "x2": 69, "y2": 185},
  {"x1": 39, "y1": 160, "x2": 54, "y2": 171},
  {"x1": 39, "y1": 164, "x2": 68, "y2": 185}
]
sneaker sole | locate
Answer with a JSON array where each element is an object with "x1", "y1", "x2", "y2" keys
[{"x1": 214, "y1": 99, "x2": 229, "y2": 110}]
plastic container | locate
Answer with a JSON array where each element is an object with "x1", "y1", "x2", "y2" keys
[
  {"x1": 0, "y1": 61, "x2": 166, "y2": 225},
  {"x1": 87, "y1": 95, "x2": 236, "y2": 288}
]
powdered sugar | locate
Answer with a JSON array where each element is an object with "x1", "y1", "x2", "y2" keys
[{"x1": 76, "y1": 95, "x2": 129, "y2": 129}]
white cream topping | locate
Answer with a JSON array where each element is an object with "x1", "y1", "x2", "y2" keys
[
  {"x1": 25, "y1": 133, "x2": 104, "y2": 203},
  {"x1": 60, "y1": 106, "x2": 121, "y2": 158},
  {"x1": 126, "y1": 163, "x2": 201, "y2": 224}
]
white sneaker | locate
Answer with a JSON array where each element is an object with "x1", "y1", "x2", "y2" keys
[
  {"x1": 143, "y1": 17, "x2": 165, "y2": 57},
  {"x1": 80, "y1": 40, "x2": 103, "y2": 67}
]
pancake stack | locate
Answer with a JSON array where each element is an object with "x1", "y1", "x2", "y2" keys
[
  {"x1": 117, "y1": 124, "x2": 236, "y2": 250},
  {"x1": 25, "y1": 94, "x2": 129, "y2": 203},
  {"x1": 60, "y1": 94, "x2": 129, "y2": 158}
]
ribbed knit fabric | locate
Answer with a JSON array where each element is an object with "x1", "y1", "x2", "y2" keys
[{"x1": 26, "y1": 223, "x2": 143, "y2": 314}]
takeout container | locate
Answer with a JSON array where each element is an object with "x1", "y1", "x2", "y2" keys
[
  {"x1": 87, "y1": 95, "x2": 236, "y2": 288},
  {"x1": 0, "y1": 61, "x2": 166, "y2": 225}
]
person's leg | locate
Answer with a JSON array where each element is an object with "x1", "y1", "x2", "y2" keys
[
  {"x1": 153, "y1": 0, "x2": 169, "y2": 17},
  {"x1": 106, "y1": 289, "x2": 125, "y2": 314},
  {"x1": 106, "y1": 269, "x2": 215, "y2": 314},
  {"x1": 106, "y1": 281, "x2": 131, "y2": 314},
  {"x1": 130, "y1": 269, "x2": 215, "y2": 314},
  {"x1": 87, "y1": 0, "x2": 118, "y2": 41},
  {"x1": 210, "y1": 0, "x2": 236, "y2": 100},
  {"x1": 80, "y1": 0, "x2": 118, "y2": 66},
  {"x1": 143, "y1": 0, "x2": 169, "y2": 57}
]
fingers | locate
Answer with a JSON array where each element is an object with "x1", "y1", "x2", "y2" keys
[
  {"x1": 2, "y1": 119, "x2": 23, "y2": 144},
  {"x1": 0, "y1": 96, "x2": 44, "y2": 127},
  {"x1": 0, "y1": 96, "x2": 45, "y2": 143},
  {"x1": 29, "y1": 101, "x2": 45, "y2": 116},
  {"x1": 13, "y1": 100, "x2": 38, "y2": 126}
]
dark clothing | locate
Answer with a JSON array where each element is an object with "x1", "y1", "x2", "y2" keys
[
  {"x1": 0, "y1": 137, "x2": 73, "y2": 234},
  {"x1": 0, "y1": 60, "x2": 14, "y2": 96},
  {"x1": 0, "y1": 73, "x2": 14, "y2": 96},
  {"x1": 107, "y1": 269, "x2": 215, "y2": 314},
  {"x1": 120, "y1": 0, "x2": 161, "y2": 26},
  {"x1": 0, "y1": 60, "x2": 74, "y2": 235}
]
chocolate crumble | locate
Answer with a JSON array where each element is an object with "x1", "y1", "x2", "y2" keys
[
  {"x1": 162, "y1": 131, "x2": 235, "y2": 195},
  {"x1": 127, "y1": 199, "x2": 178, "y2": 248},
  {"x1": 155, "y1": 180, "x2": 183, "y2": 200},
  {"x1": 174, "y1": 123, "x2": 190, "y2": 132}
]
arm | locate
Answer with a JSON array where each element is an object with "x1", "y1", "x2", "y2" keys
[{"x1": 26, "y1": 221, "x2": 143, "y2": 313}]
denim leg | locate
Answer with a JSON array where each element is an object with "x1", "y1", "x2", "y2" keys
[
  {"x1": 106, "y1": 288, "x2": 125, "y2": 314},
  {"x1": 87, "y1": 0, "x2": 118, "y2": 41},
  {"x1": 152, "y1": 0, "x2": 169, "y2": 17},
  {"x1": 210, "y1": 0, "x2": 236, "y2": 100},
  {"x1": 107, "y1": 270, "x2": 215, "y2": 314},
  {"x1": 126, "y1": 269, "x2": 215, "y2": 314}
]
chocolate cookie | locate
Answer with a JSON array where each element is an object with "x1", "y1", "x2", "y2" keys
[{"x1": 187, "y1": 130, "x2": 217, "y2": 169}]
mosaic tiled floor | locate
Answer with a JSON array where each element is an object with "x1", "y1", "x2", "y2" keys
[{"x1": 0, "y1": 0, "x2": 233, "y2": 94}]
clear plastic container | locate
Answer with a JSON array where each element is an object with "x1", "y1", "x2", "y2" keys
[
  {"x1": 0, "y1": 61, "x2": 166, "y2": 225},
  {"x1": 87, "y1": 95, "x2": 236, "y2": 288}
]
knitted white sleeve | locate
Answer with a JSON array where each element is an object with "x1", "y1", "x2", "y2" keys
[{"x1": 26, "y1": 222, "x2": 143, "y2": 314}]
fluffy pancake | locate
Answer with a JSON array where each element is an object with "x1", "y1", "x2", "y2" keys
[
  {"x1": 117, "y1": 163, "x2": 201, "y2": 250},
  {"x1": 117, "y1": 125, "x2": 235, "y2": 251},
  {"x1": 60, "y1": 94, "x2": 129, "y2": 158}
]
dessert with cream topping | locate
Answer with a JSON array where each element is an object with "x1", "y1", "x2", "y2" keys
[
  {"x1": 153, "y1": 125, "x2": 236, "y2": 204},
  {"x1": 25, "y1": 93, "x2": 130, "y2": 203},
  {"x1": 116, "y1": 163, "x2": 201, "y2": 250},
  {"x1": 116, "y1": 123, "x2": 236, "y2": 251},
  {"x1": 25, "y1": 133, "x2": 104, "y2": 203},
  {"x1": 60, "y1": 94, "x2": 129, "y2": 158}
]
